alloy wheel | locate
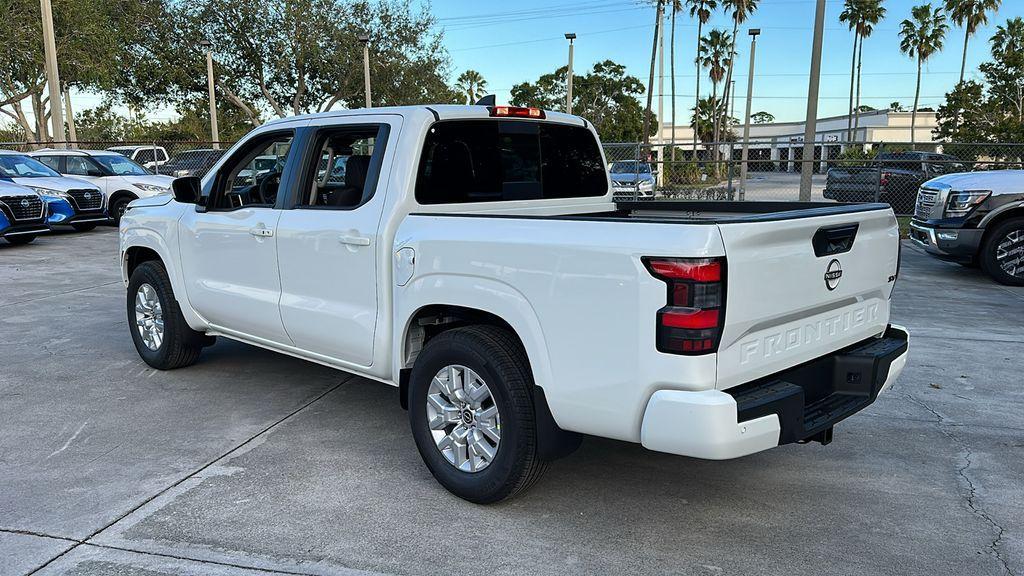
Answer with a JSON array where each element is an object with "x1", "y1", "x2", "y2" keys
[
  {"x1": 995, "y1": 228, "x2": 1024, "y2": 279},
  {"x1": 134, "y1": 283, "x2": 164, "y2": 351},
  {"x1": 426, "y1": 364, "x2": 501, "y2": 473}
]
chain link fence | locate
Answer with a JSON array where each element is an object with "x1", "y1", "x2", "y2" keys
[
  {"x1": 4, "y1": 139, "x2": 1021, "y2": 216},
  {"x1": 603, "y1": 141, "x2": 1024, "y2": 215},
  {"x1": 0, "y1": 141, "x2": 237, "y2": 178}
]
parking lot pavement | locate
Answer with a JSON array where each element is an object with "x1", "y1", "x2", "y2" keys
[{"x1": 1, "y1": 227, "x2": 1021, "y2": 576}]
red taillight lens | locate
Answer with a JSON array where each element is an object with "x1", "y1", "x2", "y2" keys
[
  {"x1": 489, "y1": 106, "x2": 545, "y2": 119},
  {"x1": 880, "y1": 171, "x2": 891, "y2": 186},
  {"x1": 644, "y1": 257, "x2": 726, "y2": 355}
]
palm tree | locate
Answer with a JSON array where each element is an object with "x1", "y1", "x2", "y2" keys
[
  {"x1": 455, "y1": 70, "x2": 487, "y2": 105},
  {"x1": 718, "y1": 0, "x2": 758, "y2": 149},
  {"x1": 945, "y1": 0, "x2": 1001, "y2": 85},
  {"x1": 643, "y1": 0, "x2": 666, "y2": 145},
  {"x1": 669, "y1": 0, "x2": 683, "y2": 160},
  {"x1": 852, "y1": 1, "x2": 886, "y2": 142},
  {"x1": 685, "y1": 0, "x2": 717, "y2": 157},
  {"x1": 690, "y1": 96, "x2": 719, "y2": 143},
  {"x1": 840, "y1": 0, "x2": 861, "y2": 141},
  {"x1": 899, "y1": 3, "x2": 949, "y2": 146},
  {"x1": 698, "y1": 29, "x2": 732, "y2": 164}
]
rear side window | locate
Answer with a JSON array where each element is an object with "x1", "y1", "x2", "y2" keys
[{"x1": 415, "y1": 120, "x2": 607, "y2": 204}]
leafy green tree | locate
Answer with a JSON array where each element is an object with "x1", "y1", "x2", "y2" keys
[
  {"x1": 945, "y1": 0, "x2": 1001, "y2": 85},
  {"x1": 155, "y1": 0, "x2": 459, "y2": 125},
  {"x1": 0, "y1": 0, "x2": 166, "y2": 140},
  {"x1": 455, "y1": 70, "x2": 487, "y2": 105},
  {"x1": 890, "y1": 101, "x2": 906, "y2": 111},
  {"x1": 751, "y1": 111, "x2": 774, "y2": 124},
  {"x1": 510, "y1": 61, "x2": 656, "y2": 142},
  {"x1": 839, "y1": 0, "x2": 886, "y2": 142},
  {"x1": 899, "y1": 3, "x2": 949, "y2": 146}
]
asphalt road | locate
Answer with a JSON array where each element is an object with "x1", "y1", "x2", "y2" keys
[{"x1": 2, "y1": 226, "x2": 1022, "y2": 576}]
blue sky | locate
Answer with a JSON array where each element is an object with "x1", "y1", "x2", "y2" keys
[{"x1": 429, "y1": 0, "x2": 1024, "y2": 123}]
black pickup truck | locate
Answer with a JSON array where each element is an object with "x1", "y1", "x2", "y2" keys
[{"x1": 824, "y1": 151, "x2": 965, "y2": 214}]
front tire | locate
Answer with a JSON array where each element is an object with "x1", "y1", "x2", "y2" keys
[
  {"x1": 980, "y1": 217, "x2": 1024, "y2": 286},
  {"x1": 408, "y1": 325, "x2": 546, "y2": 504},
  {"x1": 127, "y1": 261, "x2": 205, "y2": 369},
  {"x1": 72, "y1": 222, "x2": 97, "y2": 232},
  {"x1": 5, "y1": 234, "x2": 36, "y2": 245},
  {"x1": 110, "y1": 196, "x2": 134, "y2": 226}
]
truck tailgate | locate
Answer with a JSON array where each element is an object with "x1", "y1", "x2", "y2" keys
[{"x1": 715, "y1": 207, "x2": 899, "y2": 390}]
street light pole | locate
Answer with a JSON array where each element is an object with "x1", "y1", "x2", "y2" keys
[
  {"x1": 39, "y1": 0, "x2": 65, "y2": 146},
  {"x1": 564, "y1": 33, "x2": 576, "y2": 114},
  {"x1": 359, "y1": 35, "x2": 372, "y2": 108},
  {"x1": 200, "y1": 40, "x2": 220, "y2": 149},
  {"x1": 799, "y1": 0, "x2": 827, "y2": 201},
  {"x1": 739, "y1": 29, "x2": 760, "y2": 201}
]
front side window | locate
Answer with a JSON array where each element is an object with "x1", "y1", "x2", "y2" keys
[
  {"x1": 0, "y1": 155, "x2": 61, "y2": 178},
  {"x1": 208, "y1": 133, "x2": 293, "y2": 210},
  {"x1": 296, "y1": 126, "x2": 386, "y2": 209},
  {"x1": 416, "y1": 120, "x2": 607, "y2": 204}
]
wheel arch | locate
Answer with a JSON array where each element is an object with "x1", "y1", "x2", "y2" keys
[
  {"x1": 110, "y1": 189, "x2": 139, "y2": 205},
  {"x1": 398, "y1": 301, "x2": 579, "y2": 461},
  {"x1": 121, "y1": 230, "x2": 206, "y2": 331},
  {"x1": 978, "y1": 205, "x2": 1024, "y2": 255}
]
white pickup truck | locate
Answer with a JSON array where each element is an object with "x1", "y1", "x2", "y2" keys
[{"x1": 119, "y1": 105, "x2": 909, "y2": 503}]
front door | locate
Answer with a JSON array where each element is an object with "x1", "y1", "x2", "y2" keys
[
  {"x1": 178, "y1": 129, "x2": 299, "y2": 345},
  {"x1": 275, "y1": 118, "x2": 397, "y2": 367}
]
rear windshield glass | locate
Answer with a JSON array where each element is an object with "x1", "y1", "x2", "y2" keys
[{"x1": 415, "y1": 120, "x2": 607, "y2": 204}]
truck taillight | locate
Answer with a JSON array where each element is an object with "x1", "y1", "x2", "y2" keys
[
  {"x1": 880, "y1": 171, "x2": 891, "y2": 187},
  {"x1": 643, "y1": 257, "x2": 726, "y2": 355}
]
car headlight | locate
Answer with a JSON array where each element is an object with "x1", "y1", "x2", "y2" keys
[
  {"x1": 945, "y1": 190, "x2": 990, "y2": 217},
  {"x1": 28, "y1": 186, "x2": 66, "y2": 199},
  {"x1": 132, "y1": 182, "x2": 170, "y2": 193}
]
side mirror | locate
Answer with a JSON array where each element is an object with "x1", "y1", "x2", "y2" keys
[{"x1": 171, "y1": 176, "x2": 201, "y2": 204}]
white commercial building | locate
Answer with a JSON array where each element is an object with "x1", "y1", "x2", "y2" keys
[{"x1": 652, "y1": 109, "x2": 941, "y2": 172}]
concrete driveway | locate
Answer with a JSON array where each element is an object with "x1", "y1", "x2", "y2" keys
[{"x1": 2, "y1": 227, "x2": 1021, "y2": 576}]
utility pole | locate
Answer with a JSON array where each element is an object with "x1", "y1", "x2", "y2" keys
[
  {"x1": 200, "y1": 40, "x2": 219, "y2": 149},
  {"x1": 359, "y1": 35, "x2": 372, "y2": 108},
  {"x1": 63, "y1": 84, "x2": 77, "y2": 144},
  {"x1": 739, "y1": 29, "x2": 760, "y2": 201},
  {"x1": 799, "y1": 0, "x2": 826, "y2": 201},
  {"x1": 40, "y1": 0, "x2": 65, "y2": 146},
  {"x1": 641, "y1": 0, "x2": 664, "y2": 146},
  {"x1": 565, "y1": 33, "x2": 576, "y2": 114}
]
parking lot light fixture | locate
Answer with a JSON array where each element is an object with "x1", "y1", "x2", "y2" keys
[
  {"x1": 739, "y1": 28, "x2": 760, "y2": 201},
  {"x1": 199, "y1": 39, "x2": 220, "y2": 150},
  {"x1": 565, "y1": 33, "x2": 576, "y2": 114},
  {"x1": 359, "y1": 34, "x2": 372, "y2": 108}
]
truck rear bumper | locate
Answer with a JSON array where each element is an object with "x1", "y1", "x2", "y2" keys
[{"x1": 640, "y1": 324, "x2": 909, "y2": 460}]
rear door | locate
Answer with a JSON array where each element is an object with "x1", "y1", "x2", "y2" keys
[
  {"x1": 715, "y1": 207, "x2": 899, "y2": 390},
  {"x1": 274, "y1": 115, "x2": 399, "y2": 367}
]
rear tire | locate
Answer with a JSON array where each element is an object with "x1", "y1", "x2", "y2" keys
[
  {"x1": 408, "y1": 325, "x2": 546, "y2": 504},
  {"x1": 5, "y1": 234, "x2": 36, "y2": 245},
  {"x1": 72, "y1": 222, "x2": 97, "y2": 232},
  {"x1": 980, "y1": 217, "x2": 1024, "y2": 286},
  {"x1": 127, "y1": 261, "x2": 205, "y2": 369}
]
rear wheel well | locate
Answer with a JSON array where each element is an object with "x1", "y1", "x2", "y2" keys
[
  {"x1": 400, "y1": 304, "x2": 581, "y2": 461},
  {"x1": 125, "y1": 246, "x2": 162, "y2": 279}
]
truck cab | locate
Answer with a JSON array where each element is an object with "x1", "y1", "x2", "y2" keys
[{"x1": 120, "y1": 105, "x2": 908, "y2": 503}]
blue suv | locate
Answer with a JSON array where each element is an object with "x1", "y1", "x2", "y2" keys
[
  {"x1": 0, "y1": 150, "x2": 107, "y2": 231},
  {"x1": 0, "y1": 181, "x2": 49, "y2": 245}
]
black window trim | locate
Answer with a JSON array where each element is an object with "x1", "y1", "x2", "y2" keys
[
  {"x1": 287, "y1": 123, "x2": 391, "y2": 211},
  {"x1": 199, "y1": 128, "x2": 297, "y2": 213}
]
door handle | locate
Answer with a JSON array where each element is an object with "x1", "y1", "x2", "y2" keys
[
  {"x1": 249, "y1": 226, "x2": 274, "y2": 237},
  {"x1": 339, "y1": 235, "x2": 370, "y2": 246}
]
